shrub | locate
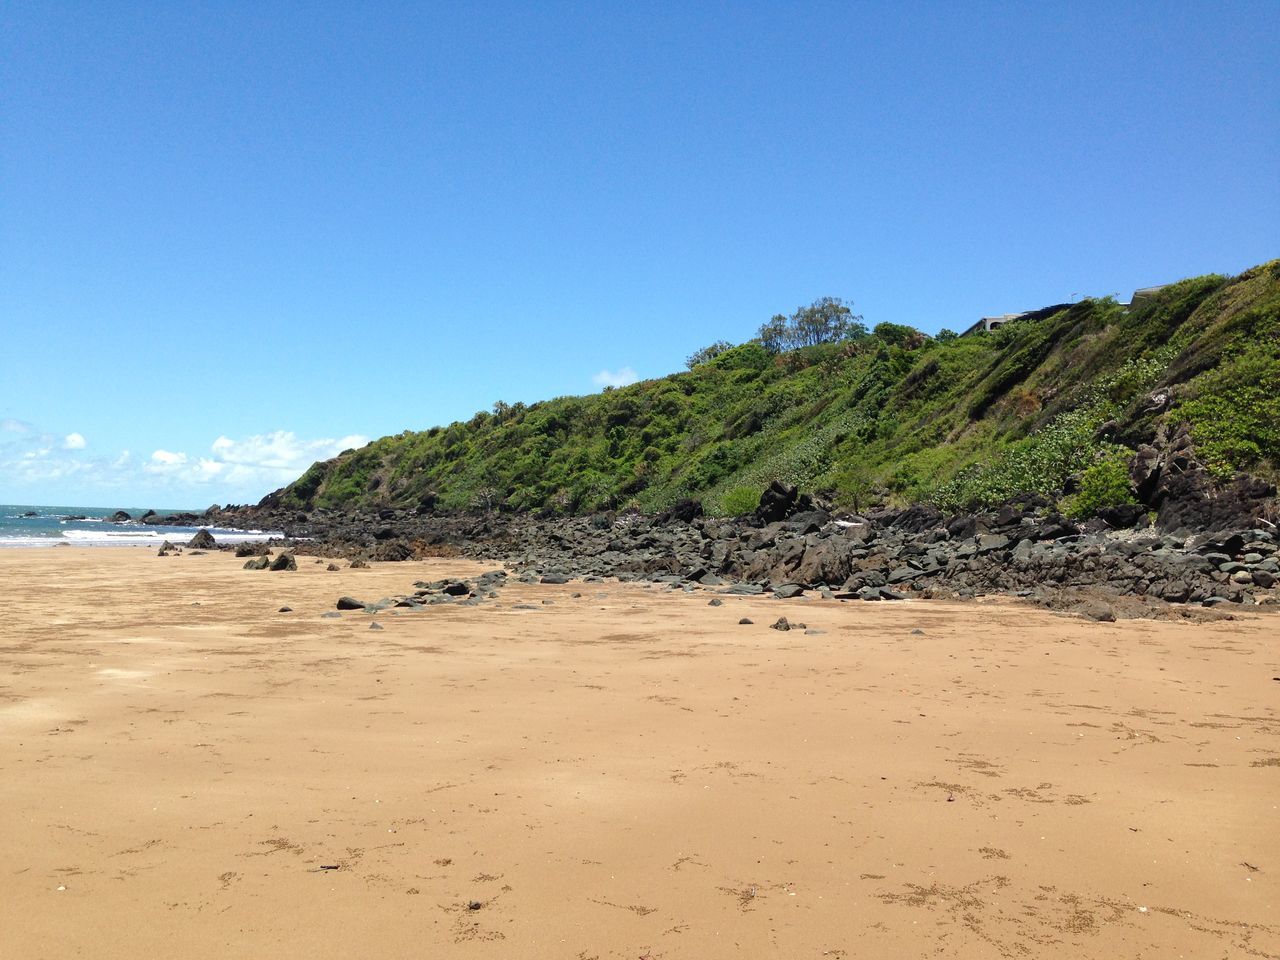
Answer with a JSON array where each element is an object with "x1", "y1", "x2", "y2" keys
[
  {"x1": 1063, "y1": 448, "x2": 1138, "y2": 518},
  {"x1": 720, "y1": 487, "x2": 760, "y2": 516}
]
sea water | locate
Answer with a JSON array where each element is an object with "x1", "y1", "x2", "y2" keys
[{"x1": 0, "y1": 504, "x2": 281, "y2": 547}]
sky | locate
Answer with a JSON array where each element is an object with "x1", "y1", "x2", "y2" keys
[{"x1": 2, "y1": 1, "x2": 1277, "y2": 506}]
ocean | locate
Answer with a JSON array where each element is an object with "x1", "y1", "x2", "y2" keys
[{"x1": 0, "y1": 504, "x2": 280, "y2": 547}]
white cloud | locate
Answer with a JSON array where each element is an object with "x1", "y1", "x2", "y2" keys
[
  {"x1": 210, "y1": 430, "x2": 368, "y2": 469},
  {"x1": 1, "y1": 421, "x2": 371, "y2": 503},
  {"x1": 592, "y1": 366, "x2": 639, "y2": 389}
]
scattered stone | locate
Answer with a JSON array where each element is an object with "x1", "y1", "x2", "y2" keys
[
  {"x1": 350, "y1": 558, "x2": 370, "y2": 569},
  {"x1": 336, "y1": 597, "x2": 366, "y2": 610},
  {"x1": 771, "y1": 617, "x2": 793, "y2": 631},
  {"x1": 708, "y1": 598, "x2": 723, "y2": 606},
  {"x1": 327, "y1": 563, "x2": 340, "y2": 571},
  {"x1": 738, "y1": 617, "x2": 753, "y2": 625},
  {"x1": 187, "y1": 529, "x2": 217, "y2": 549},
  {"x1": 243, "y1": 556, "x2": 270, "y2": 570}
]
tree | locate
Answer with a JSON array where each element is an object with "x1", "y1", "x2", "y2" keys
[
  {"x1": 758, "y1": 297, "x2": 866, "y2": 353},
  {"x1": 686, "y1": 340, "x2": 734, "y2": 369}
]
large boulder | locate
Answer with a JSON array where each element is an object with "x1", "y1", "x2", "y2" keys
[
  {"x1": 187, "y1": 529, "x2": 217, "y2": 549},
  {"x1": 269, "y1": 552, "x2": 297, "y2": 571},
  {"x1": 754, "y1": 481, "x2": 813, "y2": 524}
]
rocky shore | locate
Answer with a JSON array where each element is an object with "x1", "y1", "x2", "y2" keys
[{"x1": 136, "y1": 469, "x2": 1280, "y2": 620}]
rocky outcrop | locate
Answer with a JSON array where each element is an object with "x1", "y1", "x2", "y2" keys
[{"x1": 1130, "y1": 423, "x2": 1276, "y2": 532}]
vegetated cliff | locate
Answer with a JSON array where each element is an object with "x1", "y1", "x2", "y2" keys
[{"x1": 263, "y1": 260, "x2": 1280, "y2": 521}]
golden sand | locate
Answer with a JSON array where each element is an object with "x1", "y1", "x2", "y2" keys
[{"x1": 1, "y1": 548, "x2": 1276, "y2": 958}]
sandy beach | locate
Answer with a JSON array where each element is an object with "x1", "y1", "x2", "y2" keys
[{"x1": 1, "y1": 548, "x2": 1276, "y2": 959}]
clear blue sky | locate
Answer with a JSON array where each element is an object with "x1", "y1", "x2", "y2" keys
[{"x1": 2, "y1": 1, "x2": 1277, "y2": 506}]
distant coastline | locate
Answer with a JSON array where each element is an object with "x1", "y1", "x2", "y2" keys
[{"x1": 0, "y1": 504, "x2": 279, "y2": 547}]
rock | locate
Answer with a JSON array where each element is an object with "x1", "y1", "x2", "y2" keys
[
  {"x1": 269, "y1": 552, "x2": 297, "y2": 571},
  {"x1": 657, "y1": 498, "x2": 703, "y2": 524},
  {"x1": 754, "y1": 481, "x2": 813, "y2": 524},
  {"x1": 327, "y1": 563, "x2": 340, "y2": 571},
  {"x1": 773, "y1": 583, "x2": 805, "y2": 599},
  {"x1": 243, "y1": 556, "x2": 270, "y2": 570},
  {"x1": 770, "y1": 616, "x2": 796, "y2": 631},
  {"x1": 442, "y1": 581, "x2": 471, "y2": 596},
  {"x1": 235, "y1": 542, "x2": 268, "y2": 557},
  {"x1": 21, "y1": 510, "x2": 37, "y2": 517},
  {"x1": 107, "y1": 511, "x2": 132, "y2": 523},
  {"x1": 373, "y1": 540, "x2": 414, "y2": 562},
  {"x1": 976, "y1": 534, "x2": 1011, "y2": 554},
  {"x1": 369, "y1": 622, "x2": 383, "y2": 630},
  {"x1": 540, "y1": 573, "x2": 569, "y2": 585},
  {"x1": 738, "y1": 617, "x2": 753, "y2": 625},
  {"x1": 278, "y1": 606, "x2": 292, "y2": 613},
  {"x1": 187, "y1": 529, "x2": 217, "y2": 549},
  {"x1": 1096, "y1": 504, "x2": 1147, "y2": 528},
  {"x1": 1076, "y1": 600, "x2": 1116, "y2": 622},
  {"x1": 1252, "y1": 569, "x2": 1277, "y2": 588},
  {"x1": 350, "y1": 558, "x2": 370, "y2": 569},
  {"x1": 336, "y1": 597, "x2": 366, "y2": 610},
  {"x1": 708, "y1": 598, "x2": 723, "y2": 606}
]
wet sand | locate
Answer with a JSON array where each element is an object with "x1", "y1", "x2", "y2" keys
[{"x1": 1, "y1": 548, "x2": 1277, "y2": 958}]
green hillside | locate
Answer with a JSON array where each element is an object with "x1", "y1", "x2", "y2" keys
[{"x1": 267, "y1": 260, "x2": 1280, "y2": 518}]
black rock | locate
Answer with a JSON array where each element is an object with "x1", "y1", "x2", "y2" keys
[
  {"x1": 350, "y1": 558, "x2": 370, "y2": 568},
  {"x1": 278, "y1": 606, "x2": 292, "y2": 613},
  {"x1": 755, "y1": 481, "x2": 813, "y2": 524},
  {"x1": 187, "y1": 529, "x2": 217, "y2": 549},
  {"x1": 243, "y1": 556, "x2": 270, "y2": 570},
  {"x1": 770, "y1": 617, "x2": 792, "y2": 631},
  {"x1": 658, "y1": 498, "x2": 704, "y2": 524},
  {"x1": 708, "y1": 598, "x2": 723, "y2": 606},
  {"x1": 738, "y1": 617, "x2": 753, "y2": 625},
  {"x1": 774, "y1": 583, "x2": 805, "y2": 599},
  {"x1": 336, "y1": 596, "x2": 366, "y2": 610},
  {"x1": 269, "y1": 552, "x2": 297, "y2": 571},
  {"x1": 540, "y1": 573, "x2": 569, "y2": 584},
  {"x1": 108, "y1": 510, "x2": 132, "y2": 523}
]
